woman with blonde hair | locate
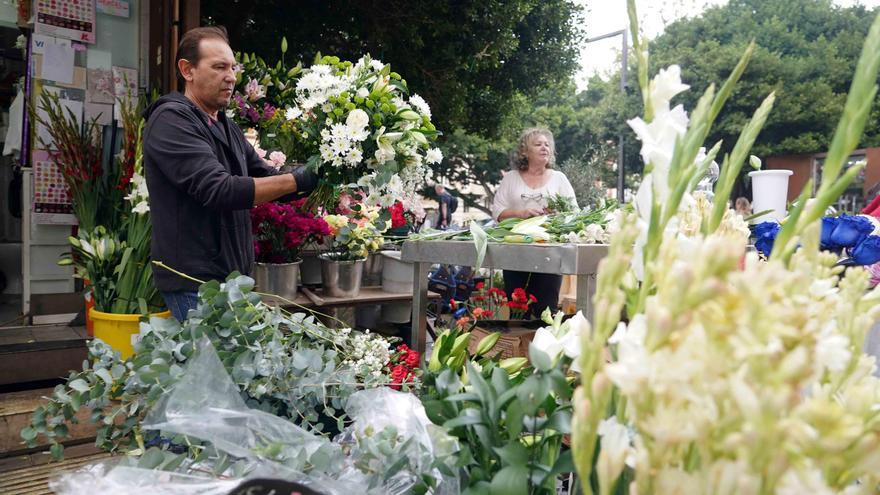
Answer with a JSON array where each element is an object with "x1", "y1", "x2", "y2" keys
[{"x1": 491, "y1": 128, "x2": 577, "y2": 317}]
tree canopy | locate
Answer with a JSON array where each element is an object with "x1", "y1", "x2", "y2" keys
[
  {"x1": 202, "y1": 0, "x2": 585, "y2": 138},
  {"x1": 650, "y1": 0, "x2": 880, "y2": 156}
]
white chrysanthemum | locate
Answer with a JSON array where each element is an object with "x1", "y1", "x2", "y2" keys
[
  {"x1": 285, "y1": 106, "x2": 302, "y2": 121},
  {"x1": 346, "y1": 147, "x2": 363, "y2": 165},
  {"x1": 408, "y1": 94, "x2": 432, "y2": 118},
  {"x1": 425, "y1": 147, "x2": 443, "y2": 164}
]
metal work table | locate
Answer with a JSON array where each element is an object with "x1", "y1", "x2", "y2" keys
[{"x1": 401, "y1": 240, "x2": 609, "y2": 354}]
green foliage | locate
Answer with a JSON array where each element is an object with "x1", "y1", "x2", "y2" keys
[
  {"x1": 23, "y1": 274, "x2": 400, "y2": 458},
  {"x1": 420, "y1": 324, "x2": 572, "y2": 494}
]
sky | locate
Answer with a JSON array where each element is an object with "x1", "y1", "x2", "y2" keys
[{"x1": 576, "y1": 0, "x2": 880, "y2": 90}]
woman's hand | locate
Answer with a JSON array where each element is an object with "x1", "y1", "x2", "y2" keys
[{"x1": 520, "y1": 207, "x2": 545, "y2": 218}]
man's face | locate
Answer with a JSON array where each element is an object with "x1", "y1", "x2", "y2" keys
[{"x1": 180, "y1": 38, "x2": 236, "y2": 113}]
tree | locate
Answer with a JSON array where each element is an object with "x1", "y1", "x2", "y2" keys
[
  {"x1": 202, "y1": 0, "x2": 585, "y2": 138},
  {"x1": 649, "y1": 0, "x2": 880, "y2": 157}
]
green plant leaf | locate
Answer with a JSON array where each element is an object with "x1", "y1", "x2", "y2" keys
[
  {"x1": 489, "y1": 465, "x2": 529, "y2": 495},
  {"x1": 50, "y1": 442, "x2": 64, "y2": 460},
  {"x1": 493, "y1": 440, "x2": 529, "y2": 467},
  {"x1": 69, "y1": 379, "x2": 89, "y2": 393},
  {"x1": 470, "y1": 221, "x2": 489, "y2": 271}
]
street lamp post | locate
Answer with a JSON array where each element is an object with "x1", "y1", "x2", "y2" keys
[{"x1": 585, "y1": 29, "x2": 628, "y2": 202}]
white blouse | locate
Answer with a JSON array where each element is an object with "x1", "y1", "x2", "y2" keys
[{"x1": 491, "y1": 169, "x2": 578, "y2": 220}]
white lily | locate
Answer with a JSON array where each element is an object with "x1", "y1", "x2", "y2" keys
[{"x1": 511, "y1": 215, "x2": 550, "y2": 241}]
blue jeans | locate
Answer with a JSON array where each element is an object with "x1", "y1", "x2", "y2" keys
[{"x1": 161, "y1": 291, "x2": 199, "y2": 322}]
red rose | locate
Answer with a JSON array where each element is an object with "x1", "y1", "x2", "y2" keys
[
  {"x1": 528, "y1": 294, "x2": 537, "y2": 303},
  {"x1": 475, "y1": 281, "x2": 485, "y2": 290},
  {"x1": 405, "y1": 350, "x2": 420, "y2": 368}
]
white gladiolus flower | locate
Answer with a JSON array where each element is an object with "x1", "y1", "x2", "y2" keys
[
  {"x1": 425, "y1": 147, "x2": 443, "y2": 164},
  {"x1": 628, "y1": 103, "x2": 689, "y2": 211},
  {"x1": 132, "y1": 201, "x2": 150, "y2": 215},
  {"x1": 648, "y1": 65, "x2": 689, "y2": 113}
]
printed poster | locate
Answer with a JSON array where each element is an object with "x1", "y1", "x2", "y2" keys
[{"x1": 35, "y1": 0, "x2": 97, "y2": 44}]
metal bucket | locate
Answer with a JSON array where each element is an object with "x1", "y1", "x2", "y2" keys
[
  {"x1": 300, "y1": 253, "x2": 323, "y2": 285},
  {"x1": 319, "y1": 254, "x2": 365, "y2": 298},
  {"x1": 252, "y1": 260, "x2": 301, "y2": 300},
  {"x1": 362, "y1": 252, "x2": 384, "y2": 286}
]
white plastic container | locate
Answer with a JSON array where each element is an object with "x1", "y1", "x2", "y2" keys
[
  {"x1": 749, "y1": 169, "x2": 793, "y2": 222},
  {"x1": 381, "y1": 250, "x2": 414, "y2": 323}
]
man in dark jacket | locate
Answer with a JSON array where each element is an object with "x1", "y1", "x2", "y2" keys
[{"x1": 143, "y1": 26, "x2": 315, "y2": 321}]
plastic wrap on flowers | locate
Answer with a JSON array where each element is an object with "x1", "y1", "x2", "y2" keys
[
  {"x1": 51, "y1": 338, "x2": 459, "y2": 495},
  {"x1": 336, "y1": 388, "x2": 461, "y2": 494},
  {"x1": 50, "y1": 463, "x2": 242, "y2": 495}
]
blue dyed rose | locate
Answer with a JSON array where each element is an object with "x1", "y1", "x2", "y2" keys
[
  {"x1": 820, "y1": 217, "x2": 840, "y2": 249},
  {"x1": 851, "y1": 235, "x2": 880, "y2": 265},
  {"x1": 828, "y1": 214, "x2": 874, "y2": 248},
  {"x1": 754, "y1": 221, "x2": 781, "y2": 257}
]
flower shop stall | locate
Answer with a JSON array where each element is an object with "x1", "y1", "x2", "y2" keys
[
  {"x1": 14, "y1": 1, "x2": 880, "y2": 494},
  {"x1": 402, "y1": 240, "x2": 608, "y2": 354}
]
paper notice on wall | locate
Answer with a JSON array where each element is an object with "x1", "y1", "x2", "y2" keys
[
  {"x1": 97, "y1": 0, "x2": 130, "y2": 17},
  {"x1": 41, "y1": 42, "x2": 75, "y2": 84},
  {"x1": 112, "y1": 66, "x2": 137, "y2": 99},
  {"x1": 85, "y1": 102, "x2": 113, "y2": 126},
  {"x1": 31, "y1": 34, "x2": 70, "y2": 55},
  {"x1": 87, "y1": 68, "x2": 114, "y2": 103},
  {"x1": 86, "y1": 49, "x2": 111, "y2": 70}
]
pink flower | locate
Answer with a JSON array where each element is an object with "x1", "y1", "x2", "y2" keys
[
  {"x1": 337, "y1": 192, "x2": 354, "y2": 214},
  {"x1": 253, "y1": 144, "x2": 267, "y2": 159},
  {"x1": 244, "y1": 78, "x2": 266, "y2": 102},
  {"x1": 268, "y1": 151, "x2": 287, "y2": 168}
]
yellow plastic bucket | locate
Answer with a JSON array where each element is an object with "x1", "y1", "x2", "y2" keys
[{"x1": 89, "y1": 308, "x2": 172, "y2": 359}]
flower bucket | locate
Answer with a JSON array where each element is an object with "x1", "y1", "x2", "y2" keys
[
  {"x1": 300, "y1": 252, "x2": 323, "y2": 286},
  {"x1": 362, "y1": 252, "x2": 384, "y2": 287},
  {"x1": 381, "y1": 250, "x2": 413, "y2": 293},
  {"x1": 253, "y1": 260, "x2": 301, "y2": 300},
  {"x1": 319, "y1": 254, "x2": 365, "y2": 298},
  {"x1": 356, "y1": 304, "x2": 383, "y2": 329},
  {"x1": 749, "y1": 170, "x2": 793, "y2": 223},
  {"x1": 90, "y1": 308, "x2": 172, "y2": 360}
]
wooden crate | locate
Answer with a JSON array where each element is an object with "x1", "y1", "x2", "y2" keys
[{"x1": 468, "y1": 320, "x2": 540, "y2": 359}]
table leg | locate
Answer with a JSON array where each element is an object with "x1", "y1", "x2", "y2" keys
[
  {"x1": 576, "y1": 273, "x2": 597, "y2": 321},
  {"x1": 411, "y1": 262, "x2": 430, "y2": 355}
]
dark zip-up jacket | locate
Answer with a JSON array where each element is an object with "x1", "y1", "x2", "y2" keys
[{"x1": 143, "y1": 92, "x2": 280, "y2": 292}]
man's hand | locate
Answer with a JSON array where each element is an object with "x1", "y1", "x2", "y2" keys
[{"x1": 290, "y1": 166, "x2": 317, "y2": 195}]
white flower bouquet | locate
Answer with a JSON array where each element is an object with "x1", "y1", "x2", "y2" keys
[{"x1": 290, "y1": 54, "x2": 442, "y2": 208}]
